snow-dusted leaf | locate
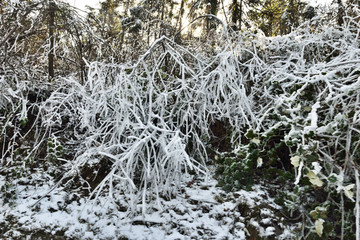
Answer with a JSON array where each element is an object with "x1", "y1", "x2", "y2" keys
[
  {"x1": 315, "y1": 219, "x2": 324, "y2": 237},
  {"x1": 311, "y1": 162, "x2": 322, "y2": 175},
  {"x1": 290, "y1": 156, "x2": 300, "y2": 167},
  {"x1": 294, "y1": 160, "x2": 304, "y2": 185},
  {"x1": 344, "y1": 184, "x2": 355, "y2": 202},
  {"x1": 251, "y1": 138, "x2": 260, "y2": 145},
  {"x1": 304, "y1": 102, "x2": 321, "y2": 134},
  {"x1": 307, "y1": 171, "x2": 323, "y2": 187}
]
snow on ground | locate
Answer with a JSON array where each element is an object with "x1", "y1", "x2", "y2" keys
[{"x1": 0, "y1": 169, "x2": 296, "y2": 239}]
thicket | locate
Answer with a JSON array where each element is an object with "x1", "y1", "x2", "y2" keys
[{"x1": 1, "y1": 0, "x2": 360, "y2": 239}]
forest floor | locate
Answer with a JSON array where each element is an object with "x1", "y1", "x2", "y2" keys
[{"x1": 0, "y1": 166, "x2": 297, "y2": 240}]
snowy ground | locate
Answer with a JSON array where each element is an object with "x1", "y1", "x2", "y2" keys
[{"x1": 0, "y1": 168, "x2": 296, "y2": 239}]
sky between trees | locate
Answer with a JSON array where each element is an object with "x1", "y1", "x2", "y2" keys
[{"x1": 67, "y1": 0, "x2": 334, "y2": 13}]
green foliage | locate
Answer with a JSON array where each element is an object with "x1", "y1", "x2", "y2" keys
[
  {"x1": 47, "y1": 136, "x2": 63, "y2": 163},
  {"x1": 213, "y1": 18, "x2": 360, "y2": 238},
  {"x1": 215, "y1": 126, "x2": 294, "y2": 192},
  {"x1": 215, "y1": 154, "x2": 255, "y2": 191},
  {"x1": 1, "y1": 182, "x2": 17, "y2": 205},
  {"x1": 20, "y1": 118, "x2": 28, "y2": 127}
]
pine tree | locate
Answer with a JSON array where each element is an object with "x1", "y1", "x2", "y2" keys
[{"x1": 229, "y1": 0, "x2": 261, "y2": 31}]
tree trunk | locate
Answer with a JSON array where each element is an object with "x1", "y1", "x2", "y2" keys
[
  {"x1": 48, "y1": 0, "x2": 55, "y2": 80},
  {"x1": 337, "y1": 0, "x2": 345, "y2": 26},
  {"x1": 231, "y1": 0, "x2": 242, "y2": 31},
  {"x1": 239, "y1": 0, "x2": 242, "y2": 29}
]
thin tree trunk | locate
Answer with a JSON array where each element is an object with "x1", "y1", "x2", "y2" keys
[
  {"x1": 48, "y1": 0, "x2": 55, "y2": 80},
  {"x1": 239, "y1": 0, "x2": 243, "y2": 29},
  {"x1": 160, "y1": 0, "x2": 165, "y2": 36},
  {"x1": 176, "y1": 0, "x2": 185, "y2": 32},
  {"x1": 220, "y1": 0, "x2": 229, "y2": 26},
  {"x1": 231, "y1": 0, "x2": 240, "y2": 30},
  {"x1": 337, "y1": 0, "x2": 345, "y2": 26}
]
